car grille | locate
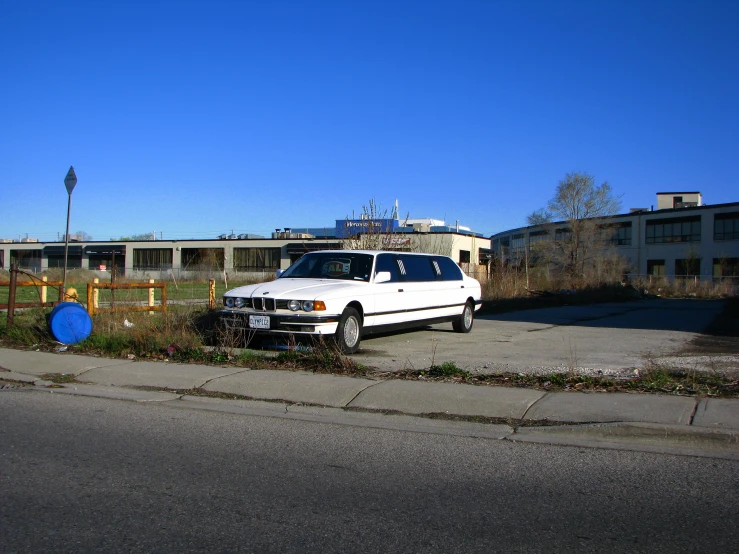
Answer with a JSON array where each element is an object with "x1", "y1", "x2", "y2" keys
[
  {"x1": 251, "y1": 297, "x2": 277, "y2": 311},
  {"x1": 231, "y1": 298, "x2": 290, "y2": 312}
]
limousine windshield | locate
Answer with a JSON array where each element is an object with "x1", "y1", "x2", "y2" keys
[{"x1": 280, "y1": 252, "x2": 374, "y2": 282}]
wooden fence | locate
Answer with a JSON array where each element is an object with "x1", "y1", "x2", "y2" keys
[
  {"x1": 1, "y1": 265, "x2": 63, "y2": 328},
  {"x1": 86, "y1": 281, "x2": 167, "y2": 316}
]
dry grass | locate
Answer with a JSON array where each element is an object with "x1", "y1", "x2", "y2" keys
[
  {"x1": 482, "y1": 265, "x2": 736, "y2": 304},
  {"x1": 631, "y1": 276, "x2": 737, "y2": 299}
]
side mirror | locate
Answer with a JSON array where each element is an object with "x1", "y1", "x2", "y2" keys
[
  {"x1": 374, "y1": 271, "x2": 391, "y2": 284},
  {"x1": 276, "y1": 269, "x2": 284, "y2": 277}
]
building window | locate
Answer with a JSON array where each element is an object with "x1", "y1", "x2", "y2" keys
[
  {"x1": 233, "y1": 248, "x2": 281, "y2": 270},
  {"x1": 88, "y1": 255, "x2": 125, "y2": 273},
  {"x1": 47, "y1": 255, "x2": 82, "y2": 269},
  {"x1": 10, "y1": 250, "x2": 42, "y2": 271},
  {"x1": 181, "y1": 248, "x2": 224, "y2": 270},
  {"x1": 713, "y1": 258, "x2": 739, "y2": 278},
  {"x1": 647, "y1": 260, "x2": 665, "y2": 276},
  {"x1": 675, "y1": 258, "x2": 700, "y2": 277},
  {"x1": 555, "y1": 228, "x2": 571, "y2": 242},
  {"x1": 608, "y1": 223, "x2": 632, "y2": 246},
  {"x1": 645, "y1": 216, "x2": 701, "y2": 244},
  {"x1": 714, "y1": 212, "x2": 739, "y2": 241},
  {"x1": 459, "y1": 250, "x2": 471, "y2": 264},
  {"x1": 529, "y1": 230, "x2": 549, "y2": 244},
  {"x1": 133, "y1": 249, "x2": 173, "y2": 270}
]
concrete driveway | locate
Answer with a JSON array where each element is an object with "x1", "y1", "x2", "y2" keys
[{"x1": 352, "y1": 299, "x2": 736, "y2": 376}]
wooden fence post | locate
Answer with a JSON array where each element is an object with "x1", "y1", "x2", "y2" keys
[
  {"x1": 41, "y1": 275, "x2": 48, "y2": 304},
  {"x1": 208, "y1": 279, "x2": 216, "y2": 310},
  {"x1": 148, "y1": 278, "x2": 155, "y2": 314},
  {"x1": 87, "y1": 283, "x2": 94, "y2": 316},
  {"x1": 93, "y1": 278, "x2": 99, "y2": 309}
]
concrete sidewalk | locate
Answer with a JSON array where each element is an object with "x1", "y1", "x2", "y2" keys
[{"x1": 1, "y1": 347, "x2": 737, "y2": 459}]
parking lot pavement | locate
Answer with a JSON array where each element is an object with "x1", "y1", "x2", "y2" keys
[{"x1": 351, "y1": 299, "x2": 732, "y2": 376}]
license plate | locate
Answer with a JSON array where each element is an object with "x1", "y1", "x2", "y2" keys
[{"x1": 249, "y1": 315, "x2": 270, "y2": 329}]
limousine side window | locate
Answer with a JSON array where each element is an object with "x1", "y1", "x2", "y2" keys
[
  {"x1": 435, "y1": 256, "x2": 464, "y2": 281},
  {"x1": 397, "y1": 255, "x2": 438, "y2": 282},
  {"x1": 375, "y1": 253, "x2": 400, "y2": 282}
]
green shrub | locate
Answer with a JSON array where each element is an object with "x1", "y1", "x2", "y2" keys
[{"x1": 427, "y1": 361, "x2": 469, "y2": 378}]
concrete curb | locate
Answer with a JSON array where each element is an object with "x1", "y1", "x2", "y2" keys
[
  {"x1": 510, "y1": 422, "x2": 739, "y2": 460},
  {"x1": 347, "y1": 379, "x2": 545, "y2": 419},
  {"x1": 2, "y1": 346, "x2": 739, "y2": 460}
]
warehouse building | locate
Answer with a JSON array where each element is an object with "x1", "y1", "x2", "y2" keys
[
  {"x1": 1, "y1": 216, "x2": 490, "y2": 280},
  {"x1": 490, "y1": 192, "x2": 739, "y2": 281}
]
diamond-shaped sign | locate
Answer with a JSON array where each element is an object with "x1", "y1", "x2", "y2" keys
[{"x1": 64, "y1": 166, "x2": 77, "y2": 194}]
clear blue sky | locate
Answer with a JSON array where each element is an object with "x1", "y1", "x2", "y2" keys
[{"x1": 1, "y1": 0, "x2": 737, "y2": 242}]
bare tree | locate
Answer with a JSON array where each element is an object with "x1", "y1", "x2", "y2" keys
[
  {"x1": 341, "y1": 199, "x2": 392, "y2": 250},
  {"x1": 527, "y1": 172, "x2": 624, "y2": 286}
]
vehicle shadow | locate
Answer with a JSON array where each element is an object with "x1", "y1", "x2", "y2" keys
[{"x1": 476, "y1": 298, "x2": 729, "y2": 335}]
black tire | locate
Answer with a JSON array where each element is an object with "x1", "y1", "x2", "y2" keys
[
  {"x1": 452, "y1": 301, "x2": 474, "y2": 333},
  {"x1": 335, "y1": 307, "x2": 362, "y2": 354}
]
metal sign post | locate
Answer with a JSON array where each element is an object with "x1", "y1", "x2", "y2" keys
[{"x1": 61, "y1": 166, "x2": 78, "y2": 302}]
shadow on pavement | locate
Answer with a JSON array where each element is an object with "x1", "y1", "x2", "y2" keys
[{"x1": 477, "y1": 298, "x2": 733, "y2": 336}]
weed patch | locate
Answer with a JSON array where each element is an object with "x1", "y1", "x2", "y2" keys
[
  {"x1": 425, "y1": 362, "x2": 470, "y2": 379},
  {"x1": 271, "y1": 338, "x2": 370, "y2": 375},
  {"x1": 41, "y1": 373, "x2": 78, "y2": 384},
  {"x1": 394, "y1": 366, "x2": 738, "y2": 396},
  {"x1": 623, "y1": 365, "x2": 737, "y2": 396},
  {"x1": 0, "y1": 309, "x2": 51, "y2": 347}
]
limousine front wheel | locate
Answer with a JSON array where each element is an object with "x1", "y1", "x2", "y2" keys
[
  {"x1": 453, "y1": 301, "x2": 474, "y2": 333},
  {"x1": 336, "y1": 307, "x2": 362, "y2": 354}
]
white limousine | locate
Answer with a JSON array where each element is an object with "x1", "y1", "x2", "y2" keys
[{"x1": 220, "y1": 250, "x2": 482, "y2": 353}]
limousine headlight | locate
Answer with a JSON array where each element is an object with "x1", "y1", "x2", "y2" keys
[
  {"x1": 288, "y1": 300, "x2": 326, "y2": 312},
  {"x1": 224, "y1": 297, "x2": 247, "y2": 308}
]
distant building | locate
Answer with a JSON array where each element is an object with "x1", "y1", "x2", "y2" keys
[
  {"x1": 656, "y1": 191, "x2": 702, "y2": 210},
  {"x1": 1, "y1": 214, "x2": 490, "y2": 279},
  {"x1": 491, "y1": 192, "x2": 739, "y2": 281}
]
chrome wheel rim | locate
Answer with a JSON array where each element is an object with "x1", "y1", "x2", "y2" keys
[
  {"x1": 463, "y1": 306, "x2": 473, "y2": 329},
  {"x1": 344, "y1": 317, "x2": 359, "y2": 347}
]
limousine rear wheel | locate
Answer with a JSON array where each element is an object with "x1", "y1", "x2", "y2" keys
[
  {"x1": 453, "y1": 301, "x2": 474, "y2": 333},
  {"x1": 336, "y1": 307, "x2": 362, "y2": 354}
]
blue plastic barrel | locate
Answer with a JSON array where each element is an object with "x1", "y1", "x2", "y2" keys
[{"x1": 48, "y1": 302, "x2": 93, "y2": 345}]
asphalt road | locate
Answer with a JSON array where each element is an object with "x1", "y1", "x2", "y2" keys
[
  {"x1": 352, "y1": 298, "x2": 737, "y2": 375},
  {"x1": 2, "y1": 389, "x2": 737, "y2": 552}
]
